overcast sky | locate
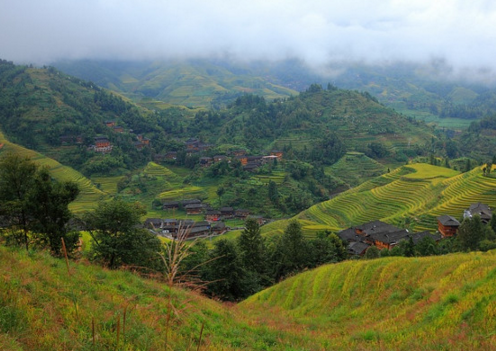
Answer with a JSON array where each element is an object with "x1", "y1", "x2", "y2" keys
[{"x1": 1, "y1": 0, "x2": 496, "y2": 75}]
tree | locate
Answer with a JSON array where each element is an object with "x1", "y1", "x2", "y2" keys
[
  {"x1": 415, "y1": 236, "x2": 438, "y2": 256},
  {"x1": 85, "y1": 200, "x2": 161, "y2": 270},
  {"x1": 268, "y1": 180, "x2": 279, "y2": 204},
  {"x1": 364, "y1": 246, "x2": 380, "y2": 259},
  {"x1": 272, "y1": 220, "x2": 310, "y2": 280},
  {"x1": 0, "y1": 154, "x2": 79, "y2": 254},
  {"x1": 238, "y1": 218, "x2": 266, "y2": 273},
  {"x1": 28, "y1": 167, "x2": 80, "y2": 255},
  {"x1": 216, "y1": 186, "x2": 225, "y2": 206},
  {"x1": 0, "y1": 153, "x2": 37, "y2": 250},
  {"x1": 204, "y1": 239, "x2": 250, "y2": 301},
  {"x1": 454, "y1": 215, "x2": 494, "y2": 252}
]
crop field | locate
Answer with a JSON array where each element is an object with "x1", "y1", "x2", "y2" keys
[
  {"x1": 0, "y1": 131, "x2": 107, "y2": 213},
  {"x1": 250, "y1": 171, "x2": 286, "y2": 185},
  {"x1": 279, "y1": 162, "x2": 494, "y2": 235},
  {"x1": 91, "y1": 176, "x2": 124, "y2": 195},
  {"x1": 158, "y1": 185, "x2": 206, "y2": 201},
  {"x1": 291, "y1": 162, "x2": 496, "y2": 235}
]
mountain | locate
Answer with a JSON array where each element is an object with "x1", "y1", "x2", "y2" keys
[
  {"x1": 53, "y1": 59, "x2": 298, "y2": 109},
  {"x1": 53, "y1": 58, "x2": 496, "y2": 126},
  {"x1": 3, "y1": 243, "x2": 496, "y2": 350},
  {"x1": 0, "y1": 59, "x2": 185, "y2": 175}
]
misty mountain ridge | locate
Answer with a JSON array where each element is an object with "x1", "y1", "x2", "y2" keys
[{"x1": 53, "y1": 58, "x2": 496, "y2": 121}]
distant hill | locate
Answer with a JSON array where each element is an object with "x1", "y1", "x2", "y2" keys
[
  {"x1": 0, "y1": 59, "x2": 185, "y2": 175},
  {"x1": 53, "y1": 59, "x2": 298, "y2": 109},
  {"x1": 54, "y1": 58, "x2": 496, "y2": 125},
  {"x1": 3, "y1": 242, "x2": 496, "y2": 350},
  {"x1": 185, "y1": 85, "x2": 437, "y2": 164}
]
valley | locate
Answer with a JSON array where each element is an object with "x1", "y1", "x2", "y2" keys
[{"x1": 1, "y1": 57, "x2": 496, "y2": 350}]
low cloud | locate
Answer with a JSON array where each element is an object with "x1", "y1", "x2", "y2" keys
[{"x1": 2, "y1": 0, "x2": 496, "y2": 78}]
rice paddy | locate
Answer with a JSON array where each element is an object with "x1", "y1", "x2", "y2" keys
[{"x1": 266, "y1": 162, "x2": 496, "y2": 236}]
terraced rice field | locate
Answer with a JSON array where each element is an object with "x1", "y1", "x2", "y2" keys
[
  {"x1": 143, "y1": 162, "x2": 180, "y2": 179},
  {"x1": 0, "y1": 131, "x2": 107, "y2": 212},
  {"x1": 251, "y1": 171, "x2": 286, "y2": 185},
  {"x1": 91, "y1": 176, "x2": 124, "y2": 195},
  {"x1": 158, "y1": 186, "x2": 206, "y2": 201},
  {"x1": 291, "y1": 163, "x2": 496, "y2": 234}
]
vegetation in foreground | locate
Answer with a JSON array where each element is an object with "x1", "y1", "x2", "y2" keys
[{"x1": 3, "y1": 245, "x2": 496, "y2": 350}]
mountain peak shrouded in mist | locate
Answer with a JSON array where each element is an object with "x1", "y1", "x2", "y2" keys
[{"x1": 2, "y1": 0, "x2": 496, "y2": 81}]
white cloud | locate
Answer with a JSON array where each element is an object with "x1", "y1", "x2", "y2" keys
[{"x1": 1, "y1": 0, "x2": 496, "y2": 76}]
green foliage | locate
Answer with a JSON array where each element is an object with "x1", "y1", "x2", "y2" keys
[
  {"x1": 0, "y1": 153, "x2": 79, "y2": 254},
  {"x1": 454, "y1": 215, "x2": 495, "y2": 252},
  {"x1": 28, "y1": 167, "x2": 80, "y2": 255},
  {"x1": 364, "y1": 246, "x2": 380, "y2": 259},
  {"x1": 204, "y1": 239, "x2": 252, "y2": 301},
  {"x1": 85, "y1": 200, "x2": 161, "y2": 270}
]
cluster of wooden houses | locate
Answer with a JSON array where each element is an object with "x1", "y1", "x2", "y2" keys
[
  {"x1": 437, "y1": 202, "x2": 492, "y2": 237},
  {"x1": 341, "y1": 203, "x2": 493, "y2": 256},
  {"x1": 143, "y1": 218, "x2": 227, "y2": 240},
  {"x1": 162, "y1": 198, "x2": 264, "y2": 224},
  {"x1": 193, "y1": 145, "x2": 283, "y2": 173},
  {"x1": 338, "y1": 220, "x2": 440, "y2": 256}
]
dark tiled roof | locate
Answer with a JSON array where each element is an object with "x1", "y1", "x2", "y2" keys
[
  {"x1": 370, "y1": 230, "x2": 410, "y2": 245},
  {"x1": 437, "y1": 215, "x2": 460, "y2": 226},
  {"x1": 338, "y1": 228, "x2": 360, "y2": 242},
  {"x1": 348, "y1": 241, "x2": 370, "y2": 255}
]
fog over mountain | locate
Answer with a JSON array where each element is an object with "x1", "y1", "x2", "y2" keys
[{"x1": 2, "y1": 0, "x2": 496, "y2": 80}]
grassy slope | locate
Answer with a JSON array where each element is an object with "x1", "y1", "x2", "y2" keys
[
  {"x1": 0, "y1": 131, "x2": 108, "y2": 213},
  {"x1": 242, "y1": 250, "x2": 496, "y2": 350},
  {"x1": 3, "y1": 246, "x2": 496, "y2": 350}
]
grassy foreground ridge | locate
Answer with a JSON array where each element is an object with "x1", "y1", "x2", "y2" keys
[{"x1": 2, "y1": 246, "x2": 496, "y2": 350}]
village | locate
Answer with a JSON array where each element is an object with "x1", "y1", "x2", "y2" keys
[{"x1": 144, "y1": 198, "x2": 266, "y2": 240}]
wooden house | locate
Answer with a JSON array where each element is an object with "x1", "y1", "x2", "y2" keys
[
  {"x1": 199, "y1": 157, "x2": 213, "y2": 167},
  {"x1": 348, "y1": 241, "x2": 370, "y2": 256},
  {"x1": 230, "y1": 150, "x2": 246, "y2": 157},
  {"x1": 112, "y1": 126, "x2": 124, "y2": 133},
  {"x1": 235, "y1": 209, "x2": 250, "y2": 219},
  {"x1": 163, "y1": 201, "x2": 179, "y2": 210},
  {"x1": 464, "y1": 203, "x2": 492, "y2": 224},
  {"x1": 236, "y1": 156, "x2": 248, "y2": 166},
  {"x1": 93, "y1": 137, "x2": 112, "y2": 153},
  {"x1": 205, "y1": 210, "x2": 221, "y2": 222},
  {"x1": 212, "y1": 221, "x2": 226, "y2": 235},
  {"x1": 220, "y1": 207, "x2": 235, "y2": 218},
  {"x1": 144, "y1": 218, "x2": 163, "y2": 230},
  {"x1": 185, "y1": 203, "x2": 204, "y2": 215},
  {"x1": 165, "y1": 151, "x2": 177, "y2": 160},
  {"x1": 213, "y1": 155, "x2": 228, "y2": 163},
  {"x1": 437, "y1": 215, "x2": 460, "y2": 237},
  {"x1": 104, "y1": 120, "x2": 116, "y2": 127}
]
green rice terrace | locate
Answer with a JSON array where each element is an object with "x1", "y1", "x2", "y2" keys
[
  {"x1": 2, "y1": 245, "x2": 496, "y2": 350},
  {"x1": 260, "y1": 162, "x2": 496, "y2": 238}
]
